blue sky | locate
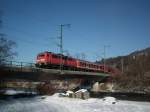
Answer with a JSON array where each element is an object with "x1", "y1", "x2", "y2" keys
[{"x1": 0, "y1": 0, "x2": 150, "y2": 62}]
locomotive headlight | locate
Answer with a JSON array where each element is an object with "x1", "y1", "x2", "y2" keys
[
  {"x1": 37, "y1": 59, "x2": 45, "y2": 62},
  {"x1": 40, "y1": 59, "x2": 45, "y2": 61}
]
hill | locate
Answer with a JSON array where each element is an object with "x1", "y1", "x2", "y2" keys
[
  {"x1": 97, "y1": 47, "x2": 150, "y2": 93},
  {"x1": 129, "y1": 47, "x2": 150, "y2": 56}
]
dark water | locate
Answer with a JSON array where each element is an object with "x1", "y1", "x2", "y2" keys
[
  {"x1": 0, "y1": 93, "x2": 38, "y2": 100},
  {"x1": 90, "y1": 92, "x2": 150, "y2": 102}
]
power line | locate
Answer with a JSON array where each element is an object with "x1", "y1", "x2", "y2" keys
[
  {"x1": 3, "y1": 25, "x2": 56, "y2": 47},
  {"x1": 4, "y1": 25, "x2": 48, "y2": 41},
  {"x1": 6, "y1": 8, "x2": 54, "y2": 28},
  {"x1": 10, "y1": 35, "x2": 54, "y2": 48}
]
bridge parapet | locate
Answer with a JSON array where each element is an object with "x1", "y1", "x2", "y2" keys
[
  {"x1": 0, "y1": 61, "x2": 110, "y2": 77},
  {"x1": 0, "y1": 60, "x2": 35, "y2": 68},
  {"x1": 0, "y1": 60, "x2": 111, "y2": 83}
]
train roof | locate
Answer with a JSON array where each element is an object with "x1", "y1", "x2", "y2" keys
[
  {"x1": 37, "y1": 51, "x2": 51, "y2": 54},
  {"x1": 37, "y1": 51, "x2": 74, "y2": 59}
]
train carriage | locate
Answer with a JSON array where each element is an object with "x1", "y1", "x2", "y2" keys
[{"x1": 36, "y1": 51, "x2": 119, "y2": 76}]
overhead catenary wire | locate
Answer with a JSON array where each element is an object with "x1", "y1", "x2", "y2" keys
[{"x1": 3, "y1": 25, "x2": 57, "y2": 47}]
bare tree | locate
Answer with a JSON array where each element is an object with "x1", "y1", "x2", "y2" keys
[
  {"x1": 74, "y1": 52, "x2": 86, "y2": 60},
  {"x1": 80, "y1": 52, "x2": 86, "y2": 60},
  {"x1": 0, "y1": 11, "x2": 17, "y2": 65},
  {"x1": 0, "y1": 36, "x2": 17, "y2": 64},
  {"x1": 0, "y1": 10, "x2": 2, "y2": 29},
  {"x1": 75, "y1": 53, "x2": 80, "y2": 59}
]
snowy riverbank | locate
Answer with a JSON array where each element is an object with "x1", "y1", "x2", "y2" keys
[{"x1": 0, "y1": 93, "x2": 150, "y2": 112}]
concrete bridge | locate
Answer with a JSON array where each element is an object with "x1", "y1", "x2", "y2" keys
[{"x1": 0, "y1": 61, "x2": 113, "y2": 92}]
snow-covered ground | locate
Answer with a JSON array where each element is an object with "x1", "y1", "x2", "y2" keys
[{"x1": 0, "y1": 93, "x2": 150, "y2": 112}]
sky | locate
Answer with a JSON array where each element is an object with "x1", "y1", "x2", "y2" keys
[{"x1": 0, "y1": 0, "x2": 150, "y2": 63}]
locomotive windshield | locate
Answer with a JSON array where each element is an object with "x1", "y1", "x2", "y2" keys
[{"x1": 38, "y1": 54, "x2": 45, "y2": 58}]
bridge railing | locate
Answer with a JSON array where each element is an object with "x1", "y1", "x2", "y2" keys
[
  {"x1": 2, "y1": 61, "x2": 35, "y2": 67},
  {"x1": 0, "y1": 60, "x2": 36, "y2": 72}
]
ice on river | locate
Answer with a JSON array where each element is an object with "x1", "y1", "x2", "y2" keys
[{"x1": 0, "y1": 93, "x2": 150, "y2": 112}]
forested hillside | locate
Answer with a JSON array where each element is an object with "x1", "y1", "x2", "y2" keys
[{"x1": 98, "y1": 47, "x2": 150, "y2": 93}]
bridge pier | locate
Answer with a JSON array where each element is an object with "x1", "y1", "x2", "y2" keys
[{"x1": 92, "y1": 81, "x2": 114, "y2": 92}]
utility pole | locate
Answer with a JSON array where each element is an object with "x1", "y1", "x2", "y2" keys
[
  {"x1": 103, "y1": 45, "x2": 110, "y2": 73},
  {"x1": 59, "y1": 24, "x2": 70, "y2": 73},
  {"x1": 121, "y1": 57, "x2": 124, "y2": 73}
]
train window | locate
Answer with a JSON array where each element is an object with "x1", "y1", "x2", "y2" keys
[
  {"x1": 80, "y1": 62, "x2": 86, "y2": 67},
  {"x1": 108, "y1": 69, "x2": 111, "y2": 72},
  {"x1": 63, "y1": 56, "x2": 68, "y2": 60},
  {"x1": 95, "y1": 65, "x2": 98, "y2": 69},
  {"x1": 52, "y1": 55, "x2": 60, "y2": 59},
  {"x1": 52, "y1": 55, "x2": 56, "y2": 58},
  {"x1": 80, "y1": 62, "x2": 83, "y2": 65},
  {"x1": 89, "y1": 64, "x2": 92, "y2": 68},
  {"x1": 68, "y1": 58, "x2": 73, "y2": 61},
  {"x1": 83, "y1": 63, "x2": 86, "y2": 67},
  {"x1": 100, "y1": 66, "x2": 103, "y2": 69},
  {"x1": 38, "y1": 54, "x2": 45, "y2": 57}
]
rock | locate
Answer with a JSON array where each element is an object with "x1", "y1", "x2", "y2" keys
[
  {"x1": 75, "y1": 89, "x2": 90, "y2": 100},
  {"x1": 102, "y1": 96, "x2": 117, "y2": 104}
]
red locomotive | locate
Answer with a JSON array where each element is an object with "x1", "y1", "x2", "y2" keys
[{"x1": 36, "y1": 51, "x2": 119, "y2": 76}]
